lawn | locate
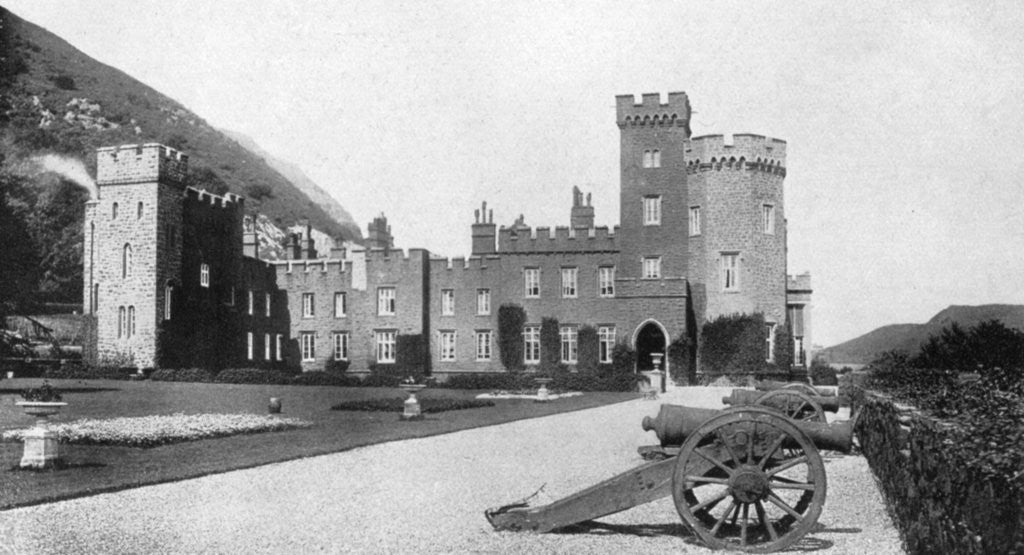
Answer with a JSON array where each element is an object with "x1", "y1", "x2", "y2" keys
[{"x1": 0, "y1": 378, "x2": 637, "y2": 510}]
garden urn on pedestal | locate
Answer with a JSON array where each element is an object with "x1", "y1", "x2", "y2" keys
[
  {"x1": 399, "y1": 383, "x2": 427, "y2": 421},
  {"x1": 650, "y1": 353, "x2": 666, "y2": 393},
  {"x1": 16, "y1": 401, "x2": 67, "y2": 469},
  {"x1": 535, "y1": 377, "x2": 553, "y2": 403}
]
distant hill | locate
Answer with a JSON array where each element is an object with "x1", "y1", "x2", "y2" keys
[
  {"x1": 819, "y1": 305, "x2": 1024, "y2": 364},
  {"x1": 0, "y1": 7, "x2": 360, "y2": 240}
]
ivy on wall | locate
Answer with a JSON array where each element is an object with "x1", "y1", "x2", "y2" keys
[
  {"x1": 497, "y1": 304, "x2": 526, "y2": 371},
  {"x1": 700, "y1": 312, "x2": 767, "y2": 375}
]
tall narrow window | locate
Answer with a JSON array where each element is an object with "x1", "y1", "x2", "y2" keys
[
  {"x1": 524, "y1": 268, "x2": 540, "y2": 298},
  {"x1": 111, "y1": 202, "x2": 119, "y2": 219},
  {"x1": 560, "y1": 326, "x2": 578, "y2": 364},
  {"x1": 127, "y1": 306, "x2": 135, "y2": 338},
  {"x1": 334, "y1": 292, "x2": 347, "y2": 318},
  {"x1": 93, "y1": 283, "x2": 100, "y2": 314},
  {"x1": 561, "y1": 268, "x2": 578, "y2": 298},
  {"x1": 652, "y1": 149, "x2": 661, "y2": 168},
  {"x1": 302, "y1": 293, "x2": 315, "y2": 318},
  {"x1": 689, "y1": 206, "x2": 701, "y2": 236},
  {"x1": 440, "y1": 331, "x2": 457, "y2": 361},
  {"x1": 721, "y1": 253, "x2": 740, "y2": 291},
  {"x1": 200, "y1": 263, "x2": 210, "y2": 288},
  {"x1": 247, "y1": 290, "x2": 255, "y2": 315},
  {"x1": 375, "y1": 330, "x2": 396, "y2": 363},
  {"x1": 264, "y1": 333, "x2": 271, "y2": 361},
  {"x1": 643, "y1": 196, "x2": 662, "y2": 226},
  {"x1": 642, "y1": 256, "x2": 661, "y2": 279},
  {"x1": 122, "y1": 244, "x2": 132, "y2": 279},
  {"x1": 475, "y1": 330, "x2": 493, "y2": 361},
  {"x1": 477, "y1": 289, "x2": 490, "y2": 315},
  {"x1": 765, "y1": 323, "x2": 776, "y2": 362},
  {"x1": 598, "y1": 266, "x2": 615, "y2": 298},
  {"x1": 523, "y1": 326, "x2": 540, "y2": 365},
  {"x1": 301, "y1": 332, "x2": 315, "y2": 362},
  {"x1": 441, "y1": 289, "x2": 455, "y2": 316},
  {"x1": 247, "y1": 332, "x2": 254, "y2": 360},
  {"x1": 118, "y1": 306, "x2": 125, "y2": 338},
  {"x1": 336, "y1": 332, "x2": 350, "y2": 360},
  {"x1": 598, "y1": 326, "x2": 616, "y2": 364},
  {"x1": 137, "y1": 201, "x2": 144, "y2": 219},
  {"x1": 265, "y1": 293, "x2": 272, "y2": 317},
  {"x1": 762, "y1": 204, "x2": 775, "y2": 235},
  {"x1": 164, "y1": 285, "x2": 173, "y2": 320},
  {"x1": 275, "y1": 334, "x2": 283, "y2": 361},
  {"x1": 378, "y1": 287, "x2": 396, "y2": 315}
]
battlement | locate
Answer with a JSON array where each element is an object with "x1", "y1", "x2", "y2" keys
[
  {"x1": 429, "y1": 254, "x2": 501, "y2": 273},
  {"x1": 616, "y1": 92, "x2": 691, "y2": 132},
  {"x1": 787, "y1": 272, "x2": 812, "y2": 292},
  {"x1": 184, "y1": 186, "x2": 244, "y2": 209},
  {"x1": 686, "y1": 134, "x2": 787, "y2": 175},
  {"x1": 497, "y1": 225, "x2": 618, "y2": 253},
  {"x1": 96, "y1": 143, "x2": 189, "y2": 186}
]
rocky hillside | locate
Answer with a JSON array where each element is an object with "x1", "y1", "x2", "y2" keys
[{"x1": 819, "y1": 304, "x2": 1024, "y2": 364}]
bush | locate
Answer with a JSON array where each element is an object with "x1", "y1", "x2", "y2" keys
[
  {"x1": 362, "y1": 363, "x2": 426, "y2": 388},
  {"x1": 772, "y1": 322, "x2": 794, "y2": 371},
  {"x1": 667, "y1": 334, "x2": 690, "y2": 384},
  {"x1": 215, "y1": 368, "x2": 291, "y2": 385},
  {"x1": 577, "y1": 325, "x2": 599, "y2": 373},
  {"x1": 912, "y1": 319, "x2": 1024, "y2": 384},
  {"x1": 497, "y1": 304, "x2": 526, "y2": 371},
  {"x1": 539, "y1": 317, "x2": 562, "y2": 373},
  {"x1": 608, "y1": 342, "x2": 636, "y2": 375},
  {"x1": 290, "y1": 371, "x2": 361, "y2": 387},
  {"x1": 808, "y1": 357, "x2": 838, "y2": 386},
  {"x1": 50, "y1": 74, "x2": 76, "y2": 90},
  {"x1": 44, "y1": 364, "x2": 137, "y2": 381},
  {"x1": 331, "y1": 397, "x2": 495, "y2": 413},
  {"x1": 150, "y1": 368, "x2": 215, "y2": 383},
  {"x1": 700, "y1": 313, "x2": 768, "y2": 375},
  {"x1": 324, "y1": 358, "x2": 350, "y2": 373},
  {"x1": 441, "y1": 373, "x2": 535, "y2": 391}
]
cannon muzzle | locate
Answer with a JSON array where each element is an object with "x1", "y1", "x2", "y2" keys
[
  {"x1": 641, "y1": 404, "x2": 852, "y2": 453},
  {"x1": 754, "y1": 380, "x2": 836, "y2": 396},
  {"x1": 722, "y1": 388, "x2": 840, "y2": 413}
]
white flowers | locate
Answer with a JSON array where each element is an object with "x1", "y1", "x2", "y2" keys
[{"x1": 2, "y1": 413, "x2": 312, "y2": 448}]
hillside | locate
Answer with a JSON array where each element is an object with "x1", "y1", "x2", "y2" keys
[{"x1": 819, "y1": 304, "x2": 1024, "y2": 364}]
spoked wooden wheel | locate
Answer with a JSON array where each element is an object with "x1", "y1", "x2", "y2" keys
[
  {"x1": 781, "y1": 382, "x2": 821, "y2": 397},
  {"x1": 755, "y1": 390, "x2": 826, "y2": 423},
  {"x1": 672, "y1": 406, "x2": 827, "y2": 553}
]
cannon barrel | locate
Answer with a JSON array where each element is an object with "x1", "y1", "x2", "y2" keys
[
  {"x1": 722, "y1": 388, "x2": 840, "y2": 413},
  {"x1": 754, "y1": 380, "x2": 836, "y2": 396},
  {"x1": 641, "y1": 404, "x2": 853, "y2": 453}
]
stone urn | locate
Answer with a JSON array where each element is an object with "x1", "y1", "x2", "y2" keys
[
  {"x1": 16, "y1": 401, "x2": 68, "y2": 469},
  {"x1": 650, "y1": 352, "x2": 666, "y2": 393},
  {"x1": 535, "y1": 377, "x2": 554, "y2": 403},
  {"x1": 399, "y1": 383, "x2": 427, "y2": 421}
]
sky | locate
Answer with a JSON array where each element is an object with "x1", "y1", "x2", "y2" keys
[{"x1": 6, "y1": 0, "x2": 1024, "y2": 348}]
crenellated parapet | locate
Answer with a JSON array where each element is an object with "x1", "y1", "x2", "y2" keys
[
  {"x1": 787, "y1": 272, "x2": 812, "y2": 293},
  {"x1": 685, "y1": 134, "x2": 787, "y2": 176},
  {"x1": 497, "y1": 225, "x2": 618, "y2": 253},
  {"x1": 428, "y1": 254, "x2": 501, "y2": 273},
  {"x1": 184, "y1": 186, "x2": 245, "y2": 210},
  {"x1": 97, "y1": 143, "x2": 189, "y2": 186},
  {"x1": 616, "y1": 92, "x2": 692, "y2": 133}
]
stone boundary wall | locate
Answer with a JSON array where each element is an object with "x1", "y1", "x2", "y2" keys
[{"x1": 851, "y1": 386, "x2": 1024, "y2": 554}]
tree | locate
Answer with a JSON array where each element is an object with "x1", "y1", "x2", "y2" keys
[
  {"x1": 497, "y1": 304, "x2": 526, "y2": 371},
  {"x1": 772, "y1": 322, "x2": 794, "y2": 371},
  {"x1": 0, "y1": 169, "x2": 42, "y2": 319},
  {"x1": 539, "y1": 317, "x2": 562, "y2": 373},
  {"x1": 700, "y1": 312, "x2": 767, "y2": 375},
  {"x1": 577, "y1": 325, "x2": 599, "y2": 373}
]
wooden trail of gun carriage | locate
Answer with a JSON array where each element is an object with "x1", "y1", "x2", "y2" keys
[{"x1": 486, "y1": 381, "x2": 852, "y2": 553}]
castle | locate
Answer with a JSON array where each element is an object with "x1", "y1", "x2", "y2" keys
[{"x1": 82, "y1": 91, "x2": 812, "y2": 378}]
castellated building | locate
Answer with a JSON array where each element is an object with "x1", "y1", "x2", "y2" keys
[{"x1": 82, "y1": 92, "x2": 812, "y2": 377}]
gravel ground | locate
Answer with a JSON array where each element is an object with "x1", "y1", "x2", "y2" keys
[{"x1": 0, "y1": 387, "x2": 903, "y2": 554}]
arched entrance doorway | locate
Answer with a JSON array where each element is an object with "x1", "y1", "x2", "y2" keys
[{"x1": 634, "y1": 320, "x2": 668, "y2": 372}]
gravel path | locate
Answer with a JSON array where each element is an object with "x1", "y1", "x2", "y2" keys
[{"x1": 0, "y1": 387, "x2": 903, "y2": 554}]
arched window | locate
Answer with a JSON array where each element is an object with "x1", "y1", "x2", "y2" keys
[
  {"x1": 137, "y1": 202, "x2": 144, "y2": 219},
  {"x1": 642, "y1": 150, "x2": 653, "y2": 168},
  {"x1": 118, "y1": 306, "x2": 126, "y2": 338},
  {"x1": 652, "y1": 150, "x2": 661, "y2": 168},
  {"x1": 123, "y1": 244, "x2": 133, "y2": 279},
  {"x1": 128, "y1": 306, "x2": 135, "y2": 338},
  {"x1": 92, "y1": 283, "x2": 100, "y2": 314},
  {"x1": 164, "y1": 283, "x2": 173, "y2": 320},
  {"x1": 112, "y1": 202, "x2": 119, "y2": 219}
]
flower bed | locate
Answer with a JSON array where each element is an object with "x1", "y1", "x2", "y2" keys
[
  {"x1": 1, "y1": 413, "x2": 312, "y2": 448},
  {"x1": 330, "y1": 398, "x2": 494, "y2": 413}
]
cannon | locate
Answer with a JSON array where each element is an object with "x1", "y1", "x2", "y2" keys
[
  {"x1": 486, "y1": 404, "x2": 854, "y2": 552},
  {"x1": 754, "y1": 380, "x2": 836, "y2": 397},
  {"x1": 722, "y1": 389, "x2": 840, "y2": 422}
]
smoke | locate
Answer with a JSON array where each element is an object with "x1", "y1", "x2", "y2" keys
[{"x1": 32, "y1": 154, "x2": 97, "y2": 199}]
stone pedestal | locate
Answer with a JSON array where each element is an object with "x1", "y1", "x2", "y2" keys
[
  {"x1": 20, "y1": 427, "x2": 63, "y2": 469},
  {"x1": 399, "y1": 384, "x2": 426, "y2": 421},
  {"x1": 535, "y1": 378, "x2": 553, "y2": 403}
]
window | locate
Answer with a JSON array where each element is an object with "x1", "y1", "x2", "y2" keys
[
  {"x1": 228, "y1": 287, "x2": 236, "y2": 306},
  {"x1": 302, "y1": 293, "x2": 315, "y2": 318},
  {"x1": 765, "y1": 323, "x2": 776, "y2": 362},
  {"x1": 137, "y1": 202, "x2": 143, "y2": 219},
  {"x1": 264, "y1": 333, "x2": 271, "y2": 361},
  {"x1": 477, "y1": 289, "x2": 490, "y2": 315},
  {"x1": 642, "y1": 149, "x2": 661, "y2": 168},
  {"x1": 164, "y1": 285, "x2": 173, "y2": 320},
  {"x1": 247, "y1": 332, "x2": 254, "y2": 360},
  {"x1": 200, "y1": 263, "x2": 210, "y2": 288},
  {"x1": 334, "y1": 292, "x2": 347, "y2": 318},
  {"x1": 643, "y1": 196, "x2": 661, "y2": 226},
  {"x1": 598, "y1": 266, "x2": 615, "y2": 297},
  {"x1": 378, "y1": 287, "x2": 396, "y2": 315},
  {"x1": 689, "y1": 206, "x2": 701, "y2": 236},
  {"x1": 524, "y1": 268, "x2": 540, "y2": 298},
  {"x1": 642, "y1": 256, "x2": 661, "y2": 279},
  {"x1": 561, "y1": 268, "x2": 578, "y2": 298},
  {"x1": 721, "y1": 253, "x2": 739, "y2": 291},
  {"x1": 560, "y1": 326, "x2": 578, "y2": 364},
  {"x1": 441, "y1": 289, "x2": 455, "y2": 316},
  {"x1": 122, "y1": 244, "x2": 132, "y2": 279},
  {"x1": 112, "y1": 202, "x2": 118, "y2": 219},
  {"x1": 301, "y1": 332, "x2": 315, "y2": 362},
  {"x1": 375, "y1": 330, "x2": 396, "y2": 363},
  {"x1": 275, "y1": 334, "x2": 283, "y2": 361},
  {"x1": 333, "y1": 332, "x2": 349, "y2": 361},
  {"x1": 118, "y1": 306, "x2": 125, "y2": 338},
  {"x1": 476, "y1": 331, "x2": 493, "y2": 361},
  {"x1": 92, "y1": 283, "x2": 99, "y2": 314},
  {"x1": 523, "y1": 326, "x2": 540, "y2": 365},
  {"x1": 265, "y1": 293, "x2": 272, "y2": 317},
  {"x1": 598, "y1": 326, "x2": 616, "y2": 364},
  {"x1": 762, "y1": 204, "x2": 775, "y2": 234},
  {"x1": 440, "y1": 331, "x2": 457, "y2": 361},
  {"x1": 247, "y1": 290, "x2": 254, "y2": 315},
  {"x1": 127, "y1": 306, "x2": 135, "y2": 338}
]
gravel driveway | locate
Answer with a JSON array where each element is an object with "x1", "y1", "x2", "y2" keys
[{"x1": 0, "y1": 387, "x2": 903, "y2": 553}]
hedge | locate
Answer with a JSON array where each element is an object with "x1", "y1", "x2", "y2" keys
[
  {"x1": 215, "y1": 368, "x2": 292, "y2": 385},
  {"x1": 289, "y1": 371, "x2": 362, "y2": 387},
  {"x1": 330, "y1": 397, "x2": 495, "y2": 413},
  {"x1": 43, "y1": 364, "x2": 139, "y2": 381},
  {"x1": 150, "y1": 368, "x2": 215, "y2": 382}
]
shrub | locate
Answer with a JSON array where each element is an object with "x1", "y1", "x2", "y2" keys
[
  {"x1": 331, "y1": 397, "x2": 495, "y2": 413},
  {"x1": 44, "y1": 364, "x2": 137, "y2": 381},
  {"x1": 608, "y1": 342, "x2": 635, "y2": 375},
  {"x1": 50, "y1": 74, "x2": 76, "y2": 90},
  {"x1": 396, "y1": 334, "x2": 428, "y2": 374},
  {"x1": 150, "y1": 368, "x2": 215, "y2": 383},
  {"x1": 912, "y1": 319, "x2": 1024, "y2": 381},
  {"x1": 441, "y1": 373, "x2": 534, "y2": 391},
  {"x1": 215, "y1": 368, "x2": 291, "y2": 385},
  {"x1": 667, "y1": 334, "x2": 690, "y2": 384},
  {"x1": 700, "y1": 313, "x2": 768, "y2": 375},
  {"x1": 808, "y1": 357, "x2": 838, "y2": 386},
  {"x1": 577, "y1": 325, "x2": 599, "y2": 373},
  {"x1": 245, "y1": 182, "x2": 274, "y2": 201},
  {"x1": 772, "y1": 322, "x2": 794, "y2": 371},
  {"x1": 539, "y1": 317, "x2": 562, "y2": 373},
  {"x1": 290, "y1": 371, "x2": 361, "y2": 387},
  {"x1": 324, "y1": 358, "x2": 350, "y2": 373},
  {"x1": 362, "y1": 363, "x2": 426, "y2": 388},
  {"x1": 497, "y1": 304, "x2": 526, "y2": 371}
]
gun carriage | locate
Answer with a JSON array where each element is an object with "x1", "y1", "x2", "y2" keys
[{"x1": 486, "y1": 384, "x2": 854, "y2": 553}]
